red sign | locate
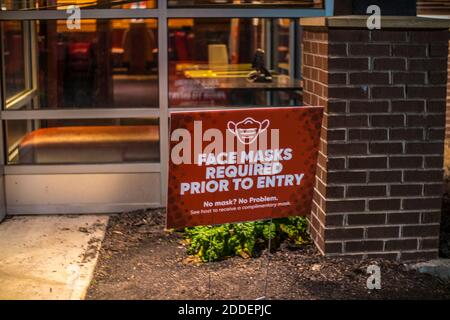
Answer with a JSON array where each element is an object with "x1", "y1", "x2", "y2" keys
[{"x1": 167, "y1": 106, "x2": 324, "y2": 229}]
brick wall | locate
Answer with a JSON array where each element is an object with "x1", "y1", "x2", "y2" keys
[{"x1": 302, "y1": 27, "x2": 448, "y2": 260}]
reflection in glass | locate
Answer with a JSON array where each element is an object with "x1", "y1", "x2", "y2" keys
[
  {"x1": 168, "y1": 18, "x2": 302, "y2": 108},
  {"x1": 1, "y1": 0, "x2": 29, "y2": 9},
  {"x1": 6, "y1": 118, "x2": 160, "y2": 164},
  {"x1": 3, "y1": 21, "x2": 26, "y2": 100},
  {"x1": 168, "y1": 0, "x2": 323, "y2": 8},
  {"x1": 7, "y1": 115, "x2": 31, "y2": 162},
  {"x1": 417, "y1": 1, "x2": 450, "y2": 15},
  {"x1": 36, "y1": 19, "x2": 158, "y2": 109}
]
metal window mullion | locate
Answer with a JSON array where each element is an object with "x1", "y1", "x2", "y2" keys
[
  {"x1": 0, "y1": 9, "x2": 160, "y2": 20},
  {"x1": 4, "y1": 163, "x2": 161, "y2": 175},
  {"x1": 166, "y1": 8, "x2": 327, "y2": 18},
  {"x1": 0, "y1": 20, "x2": 6, "y2": 167},
  {"x1": 30, "y1": 20, "x2": 38, "y2": 95},
  {"x1": 0, "y1": 108, "x2": 161, "y2": 120},
  {"x1": 168, "y1": 105, "x2": 304, "y2": 113},
  {"x1": 4, "y1": 88, "x2": 36, "y2": 110},
  {"x1": 158, "y1": 0, "x2": 168, "y2": 206}
]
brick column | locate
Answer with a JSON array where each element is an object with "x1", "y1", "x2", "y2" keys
[{"x1": 301, "y1": 16, "x2": 449, "y2": 261}]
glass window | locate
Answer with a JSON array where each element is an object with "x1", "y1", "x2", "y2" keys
[
  {"x1": 3, "y1": 21, "x2": 27, "y2": 100},
  {"x1": 168, "y1": 18, "x2": 302, "y2": 108},
  {"x1": 6, "y1": 118, "x2": 160, "y2": 164},
  {"x1": 168, "y1": 0, "x2": 323, "y2": 8},
  {"x1": 273, "y1": 19, "x2": 292, "y2": 76},
  {"x1": 32, "y1": 19, "x2": 158, "y2": 109},
  {"x1": 1, "y1": 0, "x2": 28, "y2": 9}
]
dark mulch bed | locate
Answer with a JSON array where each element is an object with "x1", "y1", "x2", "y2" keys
[{"x1": 86, "y1": 209, "x2": 450, "y2": 300}]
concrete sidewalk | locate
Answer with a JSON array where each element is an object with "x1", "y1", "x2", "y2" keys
[{"x1": 0, "y1": 215, "x2": 108, "y2": 300}]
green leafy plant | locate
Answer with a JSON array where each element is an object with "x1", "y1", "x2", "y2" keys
[{"x1": 183, "y1": 216, "x2": 310, "y2": 262}]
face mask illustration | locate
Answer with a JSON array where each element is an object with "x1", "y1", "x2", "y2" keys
[{"x1": 227, "y1": 117, "x2": 270, "y2": 145}]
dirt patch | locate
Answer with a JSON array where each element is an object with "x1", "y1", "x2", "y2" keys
[{"x1": 87, "y1": 209, "x2": 450, "y2": 300}]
